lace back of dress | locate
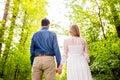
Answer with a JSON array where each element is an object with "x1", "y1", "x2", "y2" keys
[{"x1": 67, "y1": 37, "x2": 85, "y2": 55}]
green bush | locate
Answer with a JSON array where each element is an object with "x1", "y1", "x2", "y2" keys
[{"x1": 89, "y1": 37, "x2": 120, "y2": 80}]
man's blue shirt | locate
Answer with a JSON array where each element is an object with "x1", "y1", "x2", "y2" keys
[{"x1": 30, "y1": 27, "x2": 61, "y2": 67}]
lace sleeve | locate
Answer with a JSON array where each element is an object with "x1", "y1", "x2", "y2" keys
[
  {"x1": 61, "y1": 39, "x2": 68, "y2": 65},
  {"x1": 83, "y1": 39, "x2": 90, "y2": 63}
]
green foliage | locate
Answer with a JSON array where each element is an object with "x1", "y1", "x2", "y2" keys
[
  {"x1": 89, "y1": 37, "x2": 120, "y2": 80},
  {"x1": 66, "y1": 0, "x2": 120, "y2": 79},
  {"x1": 0, "y1": 0, "x2": 48, "y2": 80}
]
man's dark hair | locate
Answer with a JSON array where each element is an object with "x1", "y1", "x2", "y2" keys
[{"x1": 41, "y1": 18, "x2": 50, "y2": 26}]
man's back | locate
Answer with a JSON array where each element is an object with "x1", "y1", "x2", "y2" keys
[
  {"x1": 30, "y1": 27, "x2": 61, "y2": 67},
  {"x1": 32, "y1": 27, "x2": 56, "y2": 55}
]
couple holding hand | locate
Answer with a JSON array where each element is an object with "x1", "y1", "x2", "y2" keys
[{"x1": 30, "y1": 18, "x2": 92, "y2": 80}]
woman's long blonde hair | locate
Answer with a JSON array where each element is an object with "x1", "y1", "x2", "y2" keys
[{"x1": 69, "y1": 24, "x2": 80, "y2": 37}]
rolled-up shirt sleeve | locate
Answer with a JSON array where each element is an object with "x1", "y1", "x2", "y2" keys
[{"x1": 53, "y1": 33, "x2": 61, "y2": 68}]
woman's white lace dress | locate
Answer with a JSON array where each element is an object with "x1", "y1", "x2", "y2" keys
[{"x1": 61, "y1": 37, "x2": 92, "y2": 80}]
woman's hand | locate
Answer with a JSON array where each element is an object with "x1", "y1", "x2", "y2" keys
[{"x1": 56, "y1": 64, "x2": 63, "y2": 75}]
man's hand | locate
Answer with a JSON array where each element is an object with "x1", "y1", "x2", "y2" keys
[
  {"x1": 57, "y1": 68, "x2": 62, "y2": 75},
  {"x1": 56, "y1": 64, "x2": 63, "y2": 75}
]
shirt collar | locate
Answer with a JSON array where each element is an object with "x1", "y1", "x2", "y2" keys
[{"x1": 41, "y1": 26, "x2": 49, "y2": 30}]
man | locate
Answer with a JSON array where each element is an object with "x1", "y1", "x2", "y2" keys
[{"x1": 30, "y1": 18, "x2": 62, "y2": 80}]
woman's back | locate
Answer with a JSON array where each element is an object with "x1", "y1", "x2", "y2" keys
[{"x1": 65, "y1": 37, "x2": 85, "y2": 55}]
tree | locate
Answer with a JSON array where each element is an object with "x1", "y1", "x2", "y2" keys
[
  {"x1": 0, "y1": 0, "x2": 48, "y2": 79},
  {"x1": 0, "y1": 0, "x2": 10, "y2": 57},
  {"x1": 66, "y1": 0, "x2": 120, "y2": 79},
  {"x1": 108, "y1": 0, "x2": 120, "y2": 38}
]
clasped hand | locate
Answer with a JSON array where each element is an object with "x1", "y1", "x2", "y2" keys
[{"x1": 56, "y1": 64, "x2": 63, "y2": 75}]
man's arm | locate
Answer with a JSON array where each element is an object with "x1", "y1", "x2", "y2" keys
[
  {"x1": 53, "y1": 33, "x2": 61, "y2": 68},
  {"x1": 30, "y1": 36, "x2": 35, "y2": 66}
]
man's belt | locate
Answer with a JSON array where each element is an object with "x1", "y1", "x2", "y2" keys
[{"x1": 35, "y1": 54, "x2": 54, "y2": 57}]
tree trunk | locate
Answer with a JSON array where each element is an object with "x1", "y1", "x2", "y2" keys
[
  {"x1": 19, "y1": 11, "x2": 28, "y2": 46},
  {"x1": 116, "y1": 27, "x2": 120, "y2": 38},
  {"x1": 0, "y1": 0, "x2": 10, "y2": 57},
  {"x1": 109, "y1": 2, "x2": 120, "y2": 38},
  {"x1": 95, "y1": 0, "x2": 107, "y2": 39},
  {"x1": 0, "y1": 1, "x2": 20, "y2": 78}
]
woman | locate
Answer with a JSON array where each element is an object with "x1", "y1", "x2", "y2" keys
[{"x1": 60, "y1": 24, "x2": 92, "y2": 80}]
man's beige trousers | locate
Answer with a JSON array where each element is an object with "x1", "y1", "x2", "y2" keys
[{"x1": 32, "y1": 56, "x2": 56, "y2": 80}]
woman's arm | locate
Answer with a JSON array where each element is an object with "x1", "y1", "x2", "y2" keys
[
  {"x1": 83, "y1": 39, "x2": 90, "y2": 63},
  {"x1": 61, "y1": 39, "x2": 68, "y2": 65},
  {"x1": 57, "y1": 39, "x2": 68, "y2": 74}
]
